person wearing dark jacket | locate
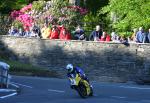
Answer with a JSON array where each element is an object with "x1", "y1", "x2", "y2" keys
[
  {"x1": 74, "y1": 25, "x2": 86, "y2": 40},
  {"x1": 89, "y1": 25, "x2": 102, "y2": 41}
]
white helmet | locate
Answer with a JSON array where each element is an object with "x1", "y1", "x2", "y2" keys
[{"x1": 66, "y1": 64, "x2": 73, "y2": 73}]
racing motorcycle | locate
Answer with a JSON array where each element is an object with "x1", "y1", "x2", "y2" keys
[{"x1": 69, "y1": 73, "x2": 93, "y2": 98}]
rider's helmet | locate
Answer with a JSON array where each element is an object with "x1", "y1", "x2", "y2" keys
[{"x1": 66, "y1": 64, "x2": 73, "y2": 73}]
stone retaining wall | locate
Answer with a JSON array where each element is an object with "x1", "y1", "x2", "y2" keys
[{"x1": 0, "y1": 35, "x2": 150, "y2": 83}]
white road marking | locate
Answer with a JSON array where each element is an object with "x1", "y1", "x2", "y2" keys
[
  {"x1": 0, "y1": 89, "x2": 16, "y2": 92},
  {"x1": 11, "y1": 82, "x2": 33, "y2": 88},
  {"x1": 0, "y1": 92, "x2": 17, "y2": 99},
  {"x1": 119, "y1": 86, "x2": 150, "y2": 90},
  {"x1": 48, "y1": 89, "x2": 65, "y2": 93},
  {"x1": 111, "y1": 96, "x2": 127, "y2": 99},
  {"x1": 10, "y1": 83, "x2": 20, "y2": 88}
]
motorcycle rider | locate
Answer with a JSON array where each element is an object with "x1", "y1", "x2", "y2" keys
[{"x1": 66, "y1": 64, "x2": 92, "y2": 89}]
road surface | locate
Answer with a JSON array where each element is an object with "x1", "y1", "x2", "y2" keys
[{"x1": 0, "y1": 76, "x2": 150, "y2": 103}]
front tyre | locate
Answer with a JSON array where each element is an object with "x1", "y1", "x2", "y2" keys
[
  {"x1": 77, "y1": 82, "x2": 88, "y2": 98},
  {"x1": 89, "y1": 86, "x2": 93, "y2": 96}
]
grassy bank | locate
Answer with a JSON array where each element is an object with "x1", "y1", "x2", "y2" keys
[{"x1": 0, "y1": 59, "x2": 59, "y2": 78}]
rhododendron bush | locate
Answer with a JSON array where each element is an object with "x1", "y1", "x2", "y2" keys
[
  {"x1": 10, "y1": 4, "x2": 33, "y2": 31},
  {"x1": 10, "y1": 0, "x2": 88, "y2": 31}
]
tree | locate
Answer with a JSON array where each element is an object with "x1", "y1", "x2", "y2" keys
[
  {"x1": 83, "y1": 0, "x2": 109, "y2": 15},
  {"x1": 101, "y1": 0, "x2": 150, "y2": 32},
  {"x1": 0, "y1": 0, "x2": 28, "y2": 14},
  {"x1": 0, "y1": 0, "x2": 45, "y2": 14},
  {"x1": 80, "y1": 0, "x2": 109, "y2": 34},
  {"x1": 47, "y1": 0, "x2": 87, "y2": 30}
]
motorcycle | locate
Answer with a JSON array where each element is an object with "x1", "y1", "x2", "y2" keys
[{"x1": 69, "y1": 73, "x2": 93, "y2": 98}]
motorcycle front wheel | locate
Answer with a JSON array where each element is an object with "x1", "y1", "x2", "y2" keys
[{"x1": 76, "y1": 81, "x2": 88, "y2": 98}]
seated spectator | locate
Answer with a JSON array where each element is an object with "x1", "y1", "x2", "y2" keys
[
  {"x1": 144, "y1": 28, "x2": 150, "y2": 43},
  {"x1": 89, "y1": 25, "x2": 102, "y2": 41},
  {"x1": 100, "y1": 32, "x2": 111, "y2": 42},
  {"x1": 23, "y1": 27, "x2": 32, "y2": 37},
  {"x1": 131, "y1": 28, "x2": 137, "y2": 42},
  {"x1": 111, "y1": 31, "x2": 120, "y2": 42},
  {"x1": 147, "y1": 28, "x2": 150, "y2": 43},
  {"x1": 120, "y1": 35, "x2": 129, "y2": 46},
  {"x1": 74, "y1": 25, "x2": 86, "y2": 40},
  {"x1": 59, "y1": 26, "x2": 71, "y2": 40},
  {"x1": 120, "y1": 35, "x2": 128, "y2": 43},
  {"x1": 18, "y1": 28, "x2": 24, "y2": 36},
  {"x1": 41, "y1": 24, "x2": 51, "y2": 39},
  {"x1": 8, "y1": 26, "x2": 18, "y2": 36},
  {"x1": 32, "y1": 23, "x2": 41, "y2": 38},
  {"x1": 49, "y1": 25, "x2": 59, "y2": 39},
  {"x1": 31, "y1": 28, "x2": 40, "y2": 38},
  {"x1": 135, "y1": 27, "x2": 146, "y2": 43}
]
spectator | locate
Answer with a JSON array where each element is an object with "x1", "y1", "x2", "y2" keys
[
  {"x1": 120, "y1": 35, "x2": 129, "y2": 46},
  {"x1": 144, "y1": 28, "x2": 150, "y2": 43},
  {"x1": 8, "y1": 26, "x2": 18, "y2": 36},
  {"x1": 74, "y1": 25, "x2": 86, "y2": 40},
  {"x1": 32, "y1": 23, "x2": 41, "y2": 38},
  {"x1": 41, "y1": 23, "x2": 51, "y2": 39},
  {"x1": 120, "y1": 35, "x2": 128, "y2": 43},
  {"x1": 59, "y1": 26, "x2": 71, "y2": 40},
  {"x1": 18, "y1": 28, "x2": 23, "y2": 36},
  {"x1": 135, "y1": 27, "x2": 146, "y2": 43},
  {"x1": 100, "y1": 32, "x2": 111, "y2": 42},
  {"x1": 147, "y1": 29, "x2": 150, "y2": 43},
  {"x1": 111, "y1": 31, "x2": 119, "y2": 42},
  {"x1": 89, "y1": 25, "x2": 102, "y2": 41},
  {"x1": 131, "y1": 28, "x2": 138, "y2": 42},
  {"x1": 49, "y1": 25, "x2": 59, "y2": 39},
  {"x1": 24, "y1": 27, "x2": 32, "y2": 37}
]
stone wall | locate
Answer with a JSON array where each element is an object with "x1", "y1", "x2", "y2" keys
[{"x1": 0, "y1": 35, "x2": 150, "y2": 83}]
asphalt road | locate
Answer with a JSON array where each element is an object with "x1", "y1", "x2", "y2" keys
[{"x1": 0, "y1": 76, "x2": 150, "y2": 103}]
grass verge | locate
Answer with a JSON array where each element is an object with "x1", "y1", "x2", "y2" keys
[{"x1": 0, "y1": 59, "x2": 60, "y2": 78}]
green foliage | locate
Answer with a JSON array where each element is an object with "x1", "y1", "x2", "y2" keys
[
  {"x1": 48, "y1": 0, "x2": 84, "y2": 31},
  {"x1": 1, "y1": 59, "x2": 58, "y2": 77},
  {"x1": 80, "y1": 0, "x2": 109, "y2": 35},
  {"x1": 49, "y1": 0, "x2": 69, "y2": 18},
  {"x1": 117, "y1": 31, "x2": 132, "y2": 38},
  {"x1": 82, "y1": 12, "x2": 100, "y2": 35},
  {"x1": 101, "y1": 0, "x2": 150, "y2": 32},
  {"x1": 0, "y1": 0, "x2": 45, "y2": 14},
  {"x1": 0, "y1": 0, "x2": 16, "y2": 14},
  {"x1": 12, "y1": 20, "x2": 23, "y2": 29},
  {"x1": 32, "y1": 0, "x2": 46, "y2": 11},
  {"x1": 84, "y1": 0, "x2": 109, "y2": 15},
  {"x1": 83, "y1": 12, "x2": 100, "y2": 23},
  {"x1": 0, "y1": 15, "x2": 12, "y2": 35},
  {"x1": 0, "y1": 0, "x2": 29, "y2": 14}
]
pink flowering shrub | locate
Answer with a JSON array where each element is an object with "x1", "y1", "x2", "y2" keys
[
  {"x1": 10, "y1": 10, "x2": 23, "y2": 19},
  {"x1": 16, "y1": 14, "x2": 33, "y2": 30},
  {"x1": 66, "y1": 6, "x2": 88, "y2": 15},
  {"x1": 58, "y1": 5, "x2": 88, "y2": 29},
  {"x1": 20, "y1": 4, "x2": 32, "y2": 13},
  {"x1": 10, "y1": 0, "x2": 88, "y2": 31},
  {"x1": 10, "y1": 4, "x2": 33, "y2": 30}
]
